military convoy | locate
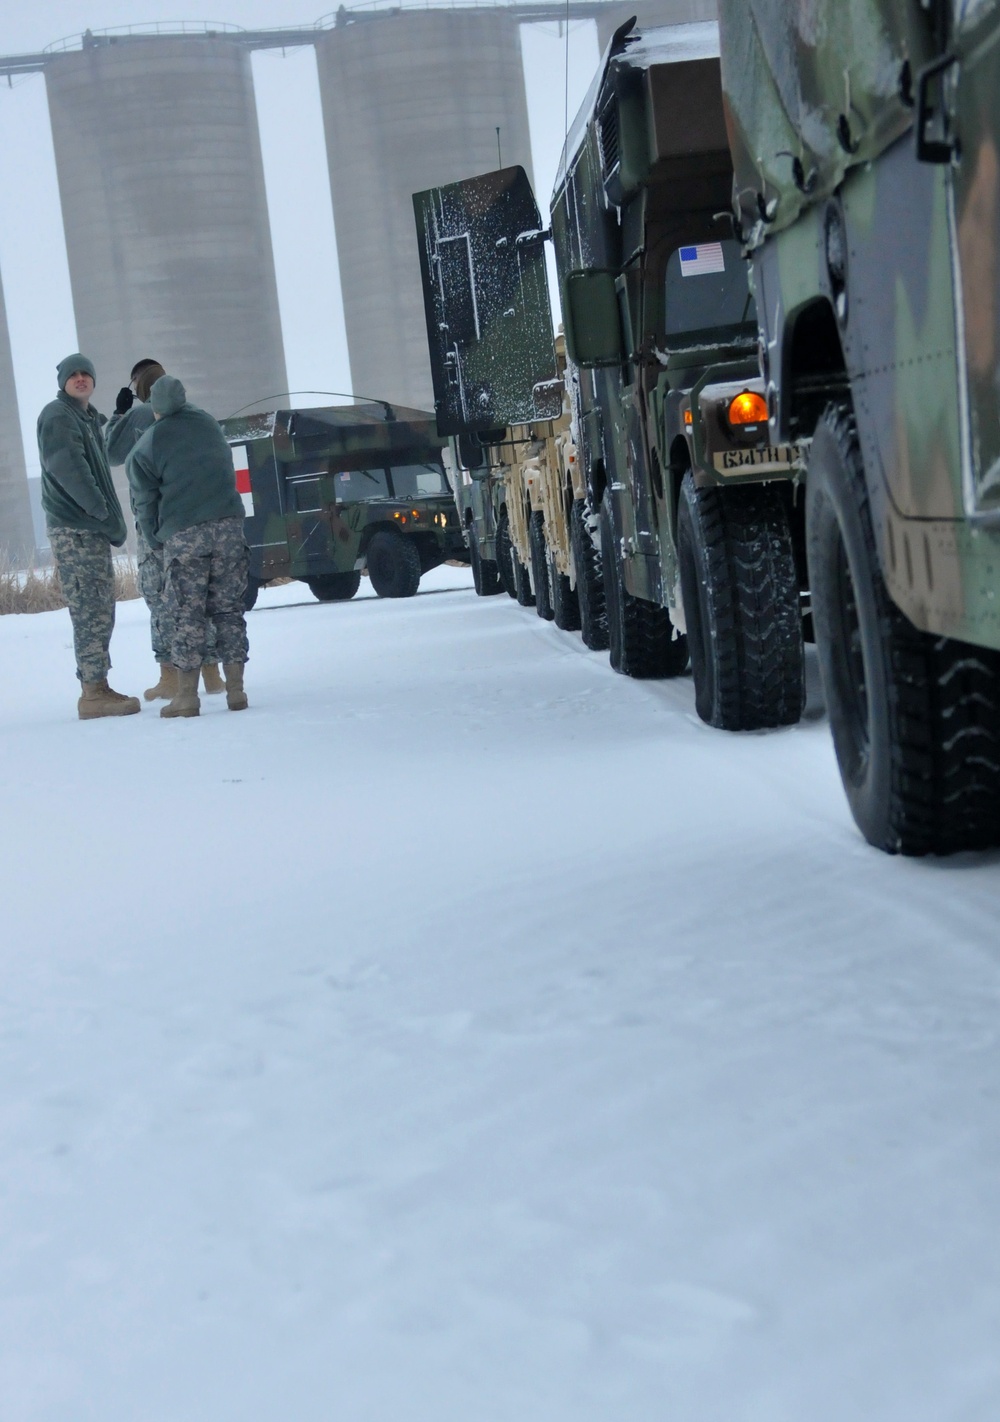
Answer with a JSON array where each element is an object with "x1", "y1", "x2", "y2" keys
[
  {"x1": 221, "y1": 402, "x2": 466, "y2": 608},
  {"x1": 411, "y1": 5, "x2": 1000, "y2": 855},
  {"x1": 416, "y1": 22, "x2": 807, "y2": 730}
]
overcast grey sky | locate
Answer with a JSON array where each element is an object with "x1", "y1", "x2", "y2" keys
[{"x1": 0, "y1": 2, "x2": 599, "y2": 476}]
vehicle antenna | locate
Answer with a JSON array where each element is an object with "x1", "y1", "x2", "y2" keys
[
  {"x1": 563, "y1": 0, "x2": 570, "y2": 146},
  {"x1": 223, "y1": 389, "x2": 396, "y2": 420},
  {"x1": 496, "y1": 126, "x2": 502, "y2": 168}
]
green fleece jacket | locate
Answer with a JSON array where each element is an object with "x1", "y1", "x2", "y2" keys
[
  {"x1": 126, "y1": 377, "x2": 243, "y2": 548},
  {"x1": 105, "y1": 400, "x2": 155, "y2": 468},
  {"x1": 37, "y1": 392, "x2": 127, "y2": 545}
]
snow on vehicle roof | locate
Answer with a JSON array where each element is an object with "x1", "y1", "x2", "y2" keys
[
  {"x1": 619, "y1": 20, "x2": 720, "y2": 68},
  {"x1": 554, "y1": 21, "x2": 720, "y2": 200}
]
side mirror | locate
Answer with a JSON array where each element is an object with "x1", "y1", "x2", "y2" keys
[
  {"x1": 457, "y1": 434, "x2": 485, "y2": 471},
  {"x1": 562, "y1": 270, "x2": 623, "y2": 368}
]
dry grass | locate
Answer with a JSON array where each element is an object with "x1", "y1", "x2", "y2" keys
[
  {"x1": 0, "y1": 553, "x2": 142, "y2": 615},
  {"x1": 114, "y1": 559, "x2": 140, "y2": 603}
]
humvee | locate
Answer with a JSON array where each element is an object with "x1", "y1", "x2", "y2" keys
[
  {"x1": 442, "y1": 348, "x2": 603, "y2": 638},
  {"x1": 220, "y1": 402, "x2": 466, "y2": 608},
  {"x1": 414, "y1": 21, "x2": 808, "y2": 730},
  {"x1": 442, "y1": 428, "x2": 505, "y2": 597},
  {"x1": 718, "y1": 0, "x2": 1000, "y2": 853}
]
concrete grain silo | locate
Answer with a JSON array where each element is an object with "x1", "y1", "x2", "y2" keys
[
  {"x1": 44, "y1": 30, "x2": 287, "y2": 519},
  {"x1": 0, "y1": 272, "x2": 35, "y2": 564},
  {"x1": 315, "y1": 9, "x2": 535, "y2": 411}
]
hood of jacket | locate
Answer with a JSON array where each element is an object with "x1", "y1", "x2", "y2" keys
[{"x1": 149, "y1": 374, "x2": 187, "y2": 417}]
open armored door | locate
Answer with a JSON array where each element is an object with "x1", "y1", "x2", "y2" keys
[{"x1": 413, "y1": 166, "x2": 561, "y2": 435}]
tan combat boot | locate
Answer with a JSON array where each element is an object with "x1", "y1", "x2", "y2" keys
[
  {"x1": 223, "y1": 662, "x2": 248, "y2": 711},
  {"x1": 78, "y1": 679, "x2": 141, "y2": 720},
  {"x1": 160, "y1": 668, "x2": 201, "y2": 719},
  {"x1": 201, "y1": 662, "x2": 226, "y2": 695},
  {"x1": 144, "y1": 663, "x2": 178, "y2": 701}
]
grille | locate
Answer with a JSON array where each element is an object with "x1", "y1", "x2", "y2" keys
[{"x1": 598, "y1": 102, "x2": 620, "y2": 179}]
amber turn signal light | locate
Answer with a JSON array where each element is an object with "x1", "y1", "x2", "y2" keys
[{"x1": 727, "y1": 391, "x2": 769, "y2": 426}]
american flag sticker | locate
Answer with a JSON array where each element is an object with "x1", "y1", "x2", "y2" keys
[
  {"x1": 679, "y1": 243, "x2": 726, "y2": 277},
  {"x1": 231, "y1": 444, "x2": 253, "y2": 517}
]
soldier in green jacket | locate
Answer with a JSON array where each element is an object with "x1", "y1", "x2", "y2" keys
[
  {"x1": 127, "y1": 375, "x2": 249, "y2": 718},
  {"x1": 37, "y1": 354, "x2": 140, "y2": 720},
  {"x1": 105, "y1": 357, "x2": 225, "y2": 702}
]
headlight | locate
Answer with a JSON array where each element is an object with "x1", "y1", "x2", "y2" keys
[{"x1": 727, "y1": 391, "x2": 769, "y2": 428}]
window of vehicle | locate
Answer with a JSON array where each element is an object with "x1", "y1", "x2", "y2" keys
[
  {"x1": 663, "y1": 238, "x2": 757, "y2": 350},
  {"x1": 285, "y1": 455, "x2": 328, "y2": 513},
  {"x1": 388, "y1": 462, "x2": 449, "y2": 499},
  {"x1": 290, "y1": 478, "x2": 322, "y2": 512},
  {"x1": 333, "y1": 467, "x2": 390, "y2": 500}
]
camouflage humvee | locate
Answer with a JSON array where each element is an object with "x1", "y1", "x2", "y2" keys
[
  {"x1": 508, "y1": 371, "x2": 590, "y2": 630},
  {"x1": 221, "y1": 402, "x2": 466, "y2": 607},
  {"x1": 718, "y1": 0, "x2": 1000, "y2": 853},
  {"x1": 436, "y1": 355, "x2": 602, "y2": 631},
  {"x1": 442, "y1": 428, "x2": 506, "y2": 597},
  {"x1": 415, "y1": 21, "x2": 808, "y2": 729}
]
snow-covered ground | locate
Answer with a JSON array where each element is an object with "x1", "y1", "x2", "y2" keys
[{"x1": 1, "y1": 567, "x2": 999, "y2": 1422}]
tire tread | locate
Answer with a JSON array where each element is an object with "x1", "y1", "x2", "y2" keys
[
  {"x1": 815, "y1": 406, "x2": 1000, "y2": 854},
  {"x1": 680, "y1": 473, "x2": 804, "y2": 729}
]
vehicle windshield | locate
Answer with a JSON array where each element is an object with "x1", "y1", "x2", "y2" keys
[
  {"x1": 331, "y1": 459, "x2": 448, "y2": 502},
  {"x1": 663, "y1": 238, "x2": 757, "y2": 350},
  {"x1": 387, "y1": 461, "x2": 449, "y2": 499},
  {"x1": 333, "y1": 467, "x2": 391, "y2": 500}
]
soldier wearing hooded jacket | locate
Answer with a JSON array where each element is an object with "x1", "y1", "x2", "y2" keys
[
  {"x1": 37, "y1": 353, "x2": 140, "y2": 719},
  {"x1": 105, "y1": 357, "x2": 225, "y2": 702},
  {"x1": 127, "y1": 374, "x2": 249, "y2": 718}
]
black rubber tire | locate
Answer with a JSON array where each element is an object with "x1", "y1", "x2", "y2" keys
[
  {"x1": 244, "y1": 575, "x2": 262, "y2": 611},
  {"x1": 528, "y1": 512, "x2": 554, "y2": 621},
  {"x1": 600, "y1": 491, "x2": 688, "y2": 678},
  {"x1": 513, "y1": 553, "x2": 535, "y2": 607},
  {"x1": 807, "y1": 404, "x2": 1000, "y2": 854},
  {"x1": 677, "y1": 471, "x2": 804, "y2": 730},
  {"x1": 550, "y1": 544, "x2": 581, "y2": 631},
  {"x1": 367, "y1": 531, "x2": 422, "y2": 598},
  {"x1": 307, "y1": 571, "x2": 361, "y2": 602},
  {"x1": 469, "y1": 523, "x2": 502, "y2": 596},
  {"x1": 495, "y1": 510, "x2": 518, "y2": 599},
  {"x1": 570, "y1": 498, "x2": 608, "y2": 650},
  {"x1": 512, "y1": 526, "x2": 535, "y2": 606}
]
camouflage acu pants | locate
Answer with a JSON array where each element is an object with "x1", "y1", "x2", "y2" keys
[
  {"x1": 136, "y1": 528, "x2": 170, "y2": 664},
  {"x1": 137, "y1": 528, "x2": 218, "y2": 666},
  {"x1": 48, "y1": 525, "x2": 116, "y2": 684},
  {"x1": 162, "y1": 516, "x2": 249, "y2": 673}
]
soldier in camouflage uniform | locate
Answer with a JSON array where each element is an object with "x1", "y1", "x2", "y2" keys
[
  {"x1": 105, "y1": 357, "x2": 225, "y2": 702},
  {"x1": 37, "y1": 353, "x2": 140, "y2": 720},
  {"x1": 127, "y1": 375, "x2": 249, "y2": 718}
]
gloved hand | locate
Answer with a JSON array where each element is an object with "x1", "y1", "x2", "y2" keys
[{"x1": 115, "y1": 386, "x2": 134, "y2": 414}]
